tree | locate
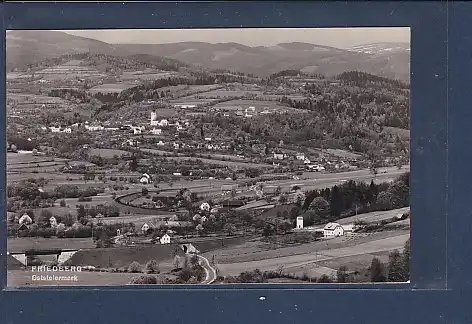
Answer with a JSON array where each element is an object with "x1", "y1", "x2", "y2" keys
[
  {"x1": 376, "y1": 191, "x2": 393, "y2": 210},
  {"x1": 402, "y1": 239, "x2": 410, "y2": 281},
  {"x1": 278, "y1": 193, "x2": 288, "y2": 205},
  {"x1": 387, "y1": 180, "x2": 409, "y2": 208},
  {"x1": 387, "y1": 250, "x2": 405, "y2": 282},
  {"x1": 309, "y1": 196, "x2": 330, "y2": 220},
  {"x1": 141, "y1": 187, "x2": 149, "y2": 196},
  {"x1": 223, "y1": 223, "x2": 237, "y2": 236},
  {"x1": 35, "y1": 209, "x2": 53, "y2": 228},
  {"x1": 62, "y1": 213, "x2": 75, "y2": 227},
  {"x1": 370, "y1": 166, "x2": 378, "y2": 177},
  {"x1": 196, "y1": 224, "x2": 204, "y2": 235},
  {"x1": 130, "y1": 156, "x2": 138, "y2": 171},
  {"x1": 278, "y1": 219, "x2": 293, "y2": 234},
  {"x1": 370, "y1": 257, "x2": 386, "y2": 282},
  {"x1": 329, "y1": 185, "x2": 343, "y2": 217},
  {"x1": 128, "y1": 261, "x2": 142, "y2": 273},
  {"x1": 336, "y1": 266, "x2": 349, "y2": 283},
  {"x1": 173, "y1": 255, "x2": 182, "y2": 270},
  {"x1": 318, "y1": 274, "x2": 332, "y2": 283},
  {"x1": 60, "y1": 199, "x2": 66, "y2": 207},
  {"x1": 178, "y1": 267, "x2": 193, "y2": 282},
  {"x1": 262, "y1": 224, "x2": 275, "y2": 237},
  {"x1": 145, "y1": 260, "x2": 160, "y2": 274},
  {"x1": 76, "y1": 205, "x2": 87, "y2": 222},
  {"x1": 129, "y1": 275, "x2": 158, "y2": 285}
]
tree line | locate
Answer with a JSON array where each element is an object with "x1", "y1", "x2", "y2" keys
[{"x1": 298, "y1": 172, "x2": 409, "y2": 226}]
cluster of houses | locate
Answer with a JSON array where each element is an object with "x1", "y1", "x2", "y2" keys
[{"x1": 212, "y1": 105, "x2": 258, "y2": 118}]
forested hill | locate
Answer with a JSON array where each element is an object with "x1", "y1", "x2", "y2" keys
[
  {"x1": 280, "y1": 71, "x2": 409, "y2": 130},
  {"x1": 337, "y1": 71, "x2": 409, "y2": 90},
  {"x1": 12, "y1": 52, "x2": 190, "y2": 73}
]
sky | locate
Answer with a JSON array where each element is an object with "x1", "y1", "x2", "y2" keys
[{"x1": 61, "y1": 28, "x2": 410, "y2": 49}]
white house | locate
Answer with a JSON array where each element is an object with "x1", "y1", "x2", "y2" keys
[
  {"x1": 156, "y1": 140, "x2": 165, "y2": 146},
  {"x1": 273, "y1": 152, "x2": 285, "y2": 160},
  {"x1": 49, "y1": 216, "x2": 57, "y2": 227},
  {"x1": 296, "y1": 216, "x2": 304, "y2": 229},
  {"x1": 141, "y1": 223, "x2": 150, "y2": 233},
  {"x1": 158, "y1": 119, "x2": 169, "y2": 127},
  {"x1": 151, "y1": 128, "x2": 162, "y2": 135},
  {"x1": 323, "y1": 222, "x2": 344, "y2": 238},
  {"x1": 63, "y1": 127, "x2": 72, "y2": 133},
  {"x1": 18, "y1": 213, "x2": 32, "y2": 225},
  {"x1": 204, "y1": 137, "x2": 212, "y2": 142},
  {"x1": 174, "y1": 104, "x2": 196, "y2": 109},
  {"x1": 133, "y1": 128, "x2": 142, "y2": 135},
  {"x1": 49, "y1": 126, "x2": 61, "y2": 133},
  {"x1": 200, "y1": 202, "x2": 210, "y2": 211},
  {"x1": 160, "y1": 233, "x2": 171, "y2": 244},
  {"x1": 85, "y1": 124, "x2": 104, "y2": 131},
  {"x1": 140, "y1": 173, "x2": 151, "y2": 184},
  {"x1": 296, "y1": 153, "x2": 306, "y2": 161}
]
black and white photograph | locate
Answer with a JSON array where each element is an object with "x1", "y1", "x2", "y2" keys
[{"x1": 6, "y1": 28, "x2": 410, "y2": 286}]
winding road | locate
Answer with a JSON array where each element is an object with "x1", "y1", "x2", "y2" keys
[{"x1": 197, "y1": 254, "x2": 217, "y2": 284}]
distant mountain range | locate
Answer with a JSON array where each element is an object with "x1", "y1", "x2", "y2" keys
[{"x1": 6, "y1": 30, "x2": 410, "y2": 81}]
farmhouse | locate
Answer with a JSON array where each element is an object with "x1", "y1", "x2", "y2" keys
[
  {"x1": 273, "y1": 151, "x2": 285, "y2": 160},
  {"x1": 160, "y1": 233, "x2": 171, "y2": 245},
  {"x1": 133, "y1": 128, "x2": 142, "y2": 135},
  {"x1": 18, "y1": 213, "x2": 32, "y2": 225},
  {"x1": 323, "y1": 222, "x2": 344, "y2": 238},
  {"x1": 296, "y1": 153, "x2": 306, "y2": 161},
  {"x1": 49, "y1": 216, "x2": 57, "y2": 227},
  {"x1": 158, "y1": 119, "x2": 169, "y2": 127},
  {"x1": 151, "y1": 128, "x2": 162, "y2": 135},
  {"x1": 85, "y1": 124, "x2": 104, "y2": 131},
  {"x1": 199, "y1": 202, "x2": 210, "y2": 211},
  {"x1": 141, "y1": 223, "x2": 151, "y2": 234},
  {"x1": 173, "y1": 104, "x2": 197, "y2": 109},
  {"x1": 140, "y1": 173, "x2": 151, "y2": 184}
]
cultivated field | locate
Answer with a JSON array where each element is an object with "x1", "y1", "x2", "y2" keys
[
  {"x1": 120, "y1": 70, "x2": 178, "y2": 81},
  {"x1": 36, "y1": 60, "x2": 106, "y2": 81},
  {"x1": 8, "y1": 237, "x2": 95, "y2": 252},
  {"x1": 335, "y1": 207, "x2": 410, "y2": 225},
  {"x1": 89, "y1": 148, "x2": 131, "y2": 158},
  {"x1": 140, "y1": 148, "x2": 272, "y2": 168},
  {"x1": 213, "y1": 232, "x2": 409, "y2": 277},
  {"x1": 87, "y1": 82, "x2": 136, "y2": 94}
]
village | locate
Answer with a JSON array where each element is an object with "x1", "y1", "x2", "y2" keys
[{"x1": 6, "y1": 30, "x2": 410, "y2": 286}]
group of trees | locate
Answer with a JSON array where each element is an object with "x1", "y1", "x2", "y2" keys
[
  {"x1": 370, "y1": 239, "x2": 410, "y2": 282},
  {"x1": 298, "y1": 172, "x2": 409, "y2": 226},
  {"x1": 7, "y1": 180, "x2": 104, "y2": 212}
]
